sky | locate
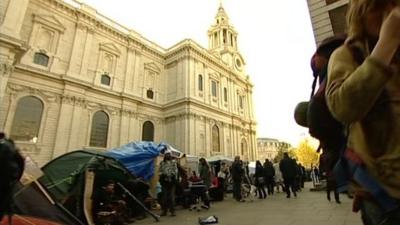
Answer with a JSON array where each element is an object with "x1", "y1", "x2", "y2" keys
[{"x1": 81, "y1": 0, "x2": 317, "y2": 147}]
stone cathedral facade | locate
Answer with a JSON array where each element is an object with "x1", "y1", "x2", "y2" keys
[{"x1": 0, "y1": 0, "x2": 257, "y2": 165}]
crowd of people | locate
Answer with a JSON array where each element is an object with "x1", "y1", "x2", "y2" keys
[{"x1": 155, "y1": 150, "x2": 317, "y2": 220}]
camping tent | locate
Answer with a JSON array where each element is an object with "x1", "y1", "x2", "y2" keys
[
  {"x1": 106, "y1": 141, "x2": 184, "y2": 181},
  {"x1": 13, "y1": 182, "x2": 84, "y2": 225},
  {"x1": 206, "y1": 155, "x2": 234, "y2": 163},
  {"x1": 39, "y1": 150, "x2": 136, "y2": 225}
]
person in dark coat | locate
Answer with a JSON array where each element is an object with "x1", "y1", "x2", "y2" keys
[
  {"x1": 198, "y1": 158, "x2": 211, "y2": 208},
  {"x1": 319, "y1": 150, "x2": 341, "y2": 204},
  {"x1": 279, "y1": 153, "x2": 298, "y2": 198},
  {"x1": 254, "y1": 161, "x2": 266, "y2": 199},
  {"x1": 263, "y1": 159, "x2": 275, "y2": 195},
  {"x1": 231, "y1": 156, "x2": 244, "y2": 202}
]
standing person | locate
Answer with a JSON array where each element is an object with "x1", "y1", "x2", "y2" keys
[
  {"x1": 279, "y1": 153, "x2": 297, "y2": 198},
  {"x1": 217, "y1": 162, "x2": 228, "y2": 196},
  {"x1": 263, "y1": 159, "x2": 275, "y2": 195},
  {"x1": 231, "y1": 156, "x2": 245, "y2": 202},
  {"x1": 319, "y1": 148, "x2": 341, "y2": 204},
  {"x1": 198, "y1": 158, "x2": 211, "y2": 208},
  {"x1": 325, "y1": 1, "x2": 400, "y2": 223},
  {"x1": 293, "y1": 160, "x2": 302, "y2": 192},
  {"x1": 298, "y1": 163, "x2": 306, "y2": 189},
  {"x1": 254, "y1": 161, "x2": 266, "y2": 199},
  {"x1": 273, "y1": 160, "x2": 284, "y2": 193},
  {"x1": 310, "y1": 166, "x2": 320, "y2": 187},
  {"x1": 159, "y1": 150, "x2": 178, "y2": 216}
]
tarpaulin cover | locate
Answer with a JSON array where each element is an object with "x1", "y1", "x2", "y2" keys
[{"x1": 105, "y1": 141, "x2": 168, "y2": 181}]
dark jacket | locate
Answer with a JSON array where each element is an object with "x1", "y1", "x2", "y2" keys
[
  {"x1": 255, "y1": 165, "x2": 265, "y2": 185},
  {"x1": 263, "y1": 162, "x2": 275, "y2": 177},
  {"x1": 231, "y1": 161, "x2": 244, "y2": 183},
  {"x1": 279, "y1": 157, "x2": 297, "y2": 180}
]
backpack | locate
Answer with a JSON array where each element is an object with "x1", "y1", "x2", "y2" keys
[
  {"x1": 294, "y1": 34, "x2": 347, "y2": 154},
  {"x1": 295, "y1": 36, "x2": 400, "y2": 212}
]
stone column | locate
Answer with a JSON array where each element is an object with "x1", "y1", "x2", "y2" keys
[
  {"x1": 52, "y1": 95, "x2": 75, "y2": 158},
  {"x1": 67, "y1": 98, "x2": 85, "y2": 151},
  {"x1": 132, "y1": 52, "x2": 141, "y2": 96},
  {"x1": 0, "y1": 0, "x2": 29, "y2": 39},
  {"x1": 79, "y1": 27, "x2": 94, "y2": 78},
  {"x1": 119, "y1": 110, "x2": 130, "y2": 146},
  {"x1": 66, "y1": 22, "x2": 88, "y2": 77},
  {"x1": 124, "y1": 47, "x2": 136, "y2": 93}
]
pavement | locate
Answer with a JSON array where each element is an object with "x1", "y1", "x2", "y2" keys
[{"x1": 134, "y1": 182, "x2": 363, "y2": 225}]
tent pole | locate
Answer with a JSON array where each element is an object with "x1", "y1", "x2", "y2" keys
[{"x1": 34, "y1": 180, "x2": 55, "y2": 205}]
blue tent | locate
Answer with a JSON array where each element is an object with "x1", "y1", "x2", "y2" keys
[{"x1": 105, "y1": 141, "x2": 182, "y2": 181}]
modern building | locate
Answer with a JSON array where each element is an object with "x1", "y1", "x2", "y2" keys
[
  {"x1": 307, "y1": 0, "x2": 348, "y2": 45},
  {"x1": 0, "y1": 0, "x2": 257, "y2": 165},
  {"x1": 257, "y1": 138, "x2": 291, "y2": 161}
]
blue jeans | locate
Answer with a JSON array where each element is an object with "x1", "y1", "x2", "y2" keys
[{"x1": 360, "y1": 200, "x2": 400, "y2": 225}]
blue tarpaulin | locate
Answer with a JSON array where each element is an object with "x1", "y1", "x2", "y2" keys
[{"x1": 105, "y1": 141, "x2": 181, "y2": 181}]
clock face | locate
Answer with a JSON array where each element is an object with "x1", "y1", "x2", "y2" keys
[{"x1": 234, "y1": 56, "x2": 243, "y2": 71}]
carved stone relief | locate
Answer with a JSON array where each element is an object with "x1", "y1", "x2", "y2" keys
[{"x1": 0, "y1": 62, "x2": 14, "y2": 77}]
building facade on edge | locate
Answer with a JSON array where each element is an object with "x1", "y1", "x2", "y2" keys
[
  {"x1": 307, "y1": 0, "x2": 348, "y2": 45},
  {"x1": 257, "y1": 138, "x2": 291, "y2": 162},
  {"x1": 0, "y1": 0, "x2": 257, "y2": 165}
]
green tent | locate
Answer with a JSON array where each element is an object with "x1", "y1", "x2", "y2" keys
[{"x1": 39, "y1": 150, "x2": 136, "y2": 224}]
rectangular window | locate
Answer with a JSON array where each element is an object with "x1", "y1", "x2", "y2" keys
[
  {"x1": 239, "y1": 96, "x2": 243, "y2": 109},
  {"x1": 224, "y1": 88, "x2": 228, "y2": 102},
  {"x1": 223, "y1": 29, "x2": 227, "y2": 44},
  {"x1": 211, "y1": 81, "x2": 217, "y2": 97},
  {"x1": 198, "y1": 75, "x2": 203, "y2": 91},
  {"x1": 329, "y1": 5, "x2": 348, "y2": 35},
  {"x1": 33, "y1": 52, "x2": 49, "y2": 67}
]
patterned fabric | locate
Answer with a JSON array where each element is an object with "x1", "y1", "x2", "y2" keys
[{"x1": 159, "y1": 160, "x2": 178, "y2": 178}]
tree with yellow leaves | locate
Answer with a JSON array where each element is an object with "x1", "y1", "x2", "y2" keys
[{"x1": 294, "y1": 138, "x2": 320, "y2": 169}]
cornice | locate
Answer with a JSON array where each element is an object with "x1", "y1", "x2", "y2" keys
[
  {"x1": 165, "y1": 40, "x2": 252, "y2": 86},
  {"x1": 164, "y1": 111, "x2": 251, "y2": 132},
  {"x1": 36, "y1": 0, "x2": 166, "y2": 61},
  {"x1": 163, "y1": 97, "x2": 253, "y2": 125},
  {"x1": 7, "y1": 83, "x2": 61, "y2": 103}
]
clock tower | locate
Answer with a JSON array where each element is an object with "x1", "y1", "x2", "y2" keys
[{"x1": 208, "y1": 3, "x2": 245, "y2": 74}]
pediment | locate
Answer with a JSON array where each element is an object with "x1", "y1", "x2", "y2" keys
[
  {"x1": 33, "y1": 14, "x2": 65, "y2": 32},
  {"x1": 99, "y1": 43, "x2": 121, "y2": 56},
  {"x1": 144, "y1": 62, "x2": 161, "y2": 73}
]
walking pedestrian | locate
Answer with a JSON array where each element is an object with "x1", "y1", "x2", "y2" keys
[
  {"x1": 279, "y1": 153, "x2": 297, "y2": 198},
  {"x1": 254, "y1": 161, "x2": 266, "y2": 199}
]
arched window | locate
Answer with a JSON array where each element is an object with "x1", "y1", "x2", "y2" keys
[
  {"x1": 10, "y1": 96, "x2": 43, "y2": 142},
  {"x1": 89, "y1": 111, "x2": 109, "y2": 148},
  {"x1": 101, "y1": 73, "x2": 111, "y2": 86},
  {"x1": 33, "y1": 52, "x2": 49, "y2": 66},
  {"x1": 198, "y1": 75, "x2": 203, "y2": 91},
  {"x1": 211, "y1": 81, "x2": 217, "y2": 97},
  {"x1": 212, "y1": 125, "x2": 220, "y2": 152},
  {"x1": 241, "y1": 139, "x2": 247, "y2": 156},
  {"x1": 142, "y1": 121, "x2": 154, "y2": 141}
]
